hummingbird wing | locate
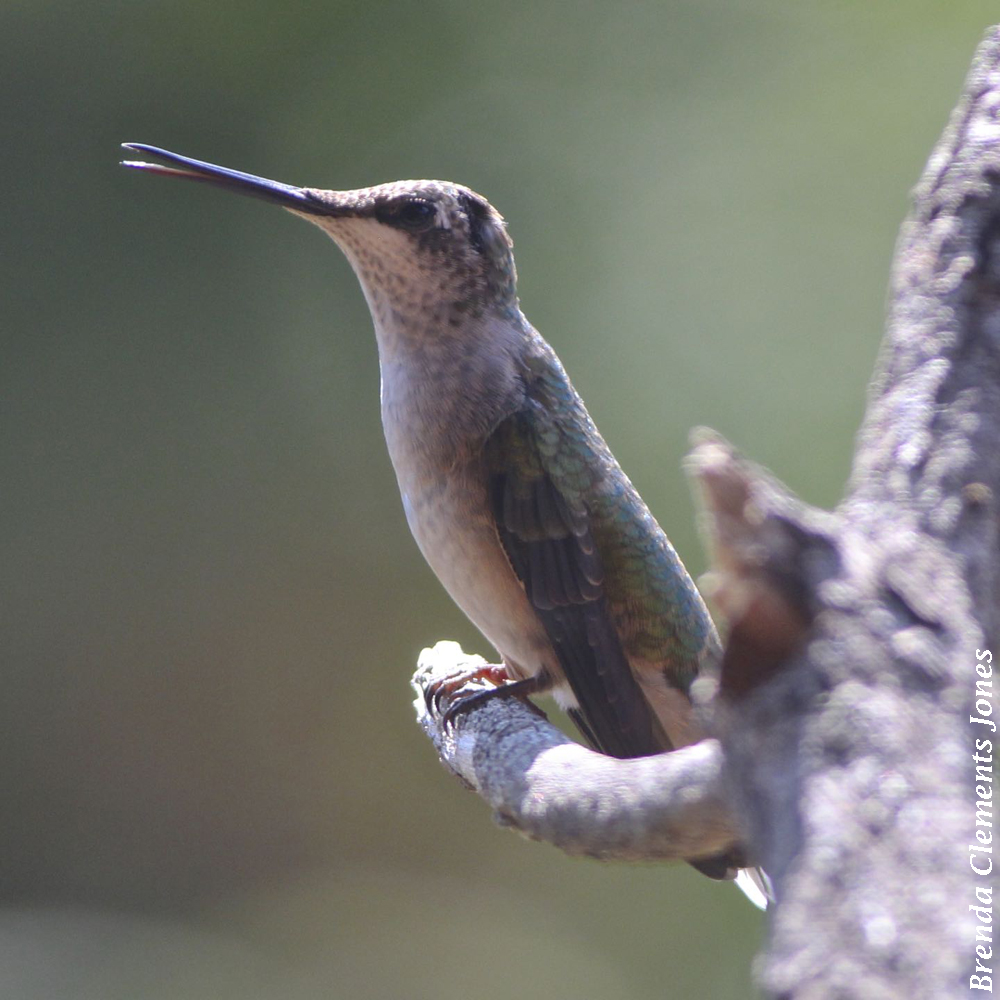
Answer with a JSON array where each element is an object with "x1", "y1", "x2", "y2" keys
[
  {"x1": 485, "y1": 408, "x2": 674, "y2": 759},
  {"x1": 484, "y1": 344, "x2": 752, "y2": 886}
]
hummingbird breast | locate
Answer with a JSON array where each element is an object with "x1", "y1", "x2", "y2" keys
[
  {"x1": 398, "y1": 456, "x2": 559, "y2": 684},
  {"x1": 377, "y1": 339, "x2": 561, "y2": 688}
]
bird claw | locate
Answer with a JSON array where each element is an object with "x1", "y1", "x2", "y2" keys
[
  {"x1": 424, "y1": 667, "x2": 546, "y2": 733},
  {"x1": 424, "y1": 663, "x2": 510, "y2": 724}
]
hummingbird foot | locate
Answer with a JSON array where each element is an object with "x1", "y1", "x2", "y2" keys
[
  {"x1": 424, "y1": 666, "x2": 546, "y2": 732},
  {"x1": 442, "y1": 675, "x2": 548, "y2": 731},
  {"x1": 423, "y1": 662, "x2": 508, "y2": 715}
]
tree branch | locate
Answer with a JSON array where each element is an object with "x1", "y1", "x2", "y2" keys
[{"x1": 412, "y1": 642, "x2": 739, "y2": 862}]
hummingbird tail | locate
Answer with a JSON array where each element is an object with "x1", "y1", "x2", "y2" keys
[
  {"x1": 733, "y1": 867, "x2": 773, "y2": 910},
  {"x1": 690, "y1": 854, "x2": 772, "y2": 910}
]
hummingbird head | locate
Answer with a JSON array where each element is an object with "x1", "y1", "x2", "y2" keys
[
  {"x1": 120, "y1": 146, "x2": 520, "y2": 347},
  {"x1": 299, "y1": 178, "x2": 519, "y2": 332}
]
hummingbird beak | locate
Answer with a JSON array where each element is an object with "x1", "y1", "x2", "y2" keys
[{"x1": 120, "y1": 143, "x2": 346, "y2": 217}]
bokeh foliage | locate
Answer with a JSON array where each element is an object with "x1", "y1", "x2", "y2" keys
[{"x1": 2, "y1": 2, "x2": 993, "y2": 996}]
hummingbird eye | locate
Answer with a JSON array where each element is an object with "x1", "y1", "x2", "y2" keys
[{"x1": 391, "y1": 198, "x2": 437, "y2": 230}]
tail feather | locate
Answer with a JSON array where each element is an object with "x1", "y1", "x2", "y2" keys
[{"x1": 733, "y1": 867, "x2": 773, "y2": 911}]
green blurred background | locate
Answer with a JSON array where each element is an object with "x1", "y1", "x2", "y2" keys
[{"x1": 2, "y1": 2, "x2": 992, "y2": 997}]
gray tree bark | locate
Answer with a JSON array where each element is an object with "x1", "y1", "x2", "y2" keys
[{"x1": 412, "y1": 26, "x2": 1000, "y2": 1000}]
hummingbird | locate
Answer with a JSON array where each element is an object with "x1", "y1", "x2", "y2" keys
[{"x1": 121, "y1": 143, "x2": 767, "y2": 904}]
